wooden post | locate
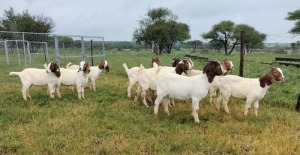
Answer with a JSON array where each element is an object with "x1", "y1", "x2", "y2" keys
[
  {"x1": 296, "y1": 93, "x2": 300, "y2": 111},
  {"x1": 239, "y1": 31, "x2": 245, "y2": 77},
  {"x1": 90, "y1": 39, "x2": 94, "y2": 66}
]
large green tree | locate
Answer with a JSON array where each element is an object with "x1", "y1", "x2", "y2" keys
[
  {"x1": 233, "y1": 24, "x2": 266, "y2": 53},
  {"x1": 133, "y1": 7, "x2": 190, "y2": 55},
  {"x1": 0, "y1": 7, "x2": 54, "y2": 40},
  {"x1": 202, "y1": 20, "x2": 266, "y2": 55},
  {"x1": 286, "y1": 9, "x2": 300, "y2": 34},
  {"x1": 202, "y1": 20, "x2": 236, "y2": 55}
]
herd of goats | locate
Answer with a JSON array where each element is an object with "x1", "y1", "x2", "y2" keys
[{"x1": 9, "y1": 56, "x2": 284, "y2": 123}]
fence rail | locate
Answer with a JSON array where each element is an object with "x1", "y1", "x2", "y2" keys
[{"x1": 0, "y1": 31, "x2": 105, "y2": 68}]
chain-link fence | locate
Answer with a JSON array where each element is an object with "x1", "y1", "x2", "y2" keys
[{"x1": 0, "y1": 31, "x2": 105, "y2": 72}]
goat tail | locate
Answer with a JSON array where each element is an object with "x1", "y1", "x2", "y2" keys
[
  {"x1": 66, "y1": 62, "x2": 72, "y2": 68},
  {"x1": 9, "y1": 72, "x2": 21, "y2": 76},
  {"x1": 122, "y1": 63, "x2": 130, "y2": 73}
]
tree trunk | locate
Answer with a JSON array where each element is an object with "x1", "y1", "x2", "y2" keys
[
  {"x1": 224, "y1": 44, "x2": 228, "y2": 55},
  {"x1": 164, "y1": 44, "x2": 173, "y2": 53},
  {"x1": 228, "y1": 41, "x2": 239, "y2": 55}
]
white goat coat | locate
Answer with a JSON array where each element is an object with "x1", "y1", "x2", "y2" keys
[
  {"x1": 123, "y1": 63, "x2": 141, "y2": 98},
  {"x1": 219, "y1": 75, "x2": 270, "y2": 100},
  {"x1": 217, "y1": 75, "x2": 271, "y2": 116},
  {"x1": 67, "y1": 63, "x2": 107, "y2": 91},
  {"x1": 59, "y1": 68, "x2": 89, "y2": 86},
  {"x1": 10, "y1": 68, "x2": 60, "y2": 100},
  {"x1": 156, "y1": 73, "x2": 211, "y2": 101},
  {"x1": 58, "y1": 67, "x2": 89, "y2": 100},
  {"x1": 10, "y1": 68, "x2": 58, "y2": 86}
]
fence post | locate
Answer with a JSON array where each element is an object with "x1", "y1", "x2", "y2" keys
[
  {"x1": 45, "y1": 42, "x2": 49, "y2": 63},
  {"x1": 4, "y1": 40, "x2": 9, "y2": 65},
  {"x1": 27, "y1": 41, "x2": 31, "y2": 64},
  {"x1": 22, "y1": 32, "x2": 27, "y2": 66},
  {"x1": 81, "y1": 37, "x2": 85, "y2": 61},
  {"x1": 90, "y1": 39, "x2": 94, "y2": 66},
  {"x1": 239, "y1": 31, "x2": 245, "y2": 77},
  {"x1": 296, "y1": 93, "x2": 300, "y2": 111},
  {"x1": 54, "y1": 35, "x2": 60, "y2": 65},
  {"x1": 16, "y1": 40, "x2": 21, "y2": 65}
]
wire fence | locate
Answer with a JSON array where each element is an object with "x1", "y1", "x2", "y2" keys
[{"x1": 0, "y1": 31, "x2": 105, "y2": 72}]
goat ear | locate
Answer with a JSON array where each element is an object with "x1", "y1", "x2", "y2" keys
[
  {"x1": 203, "y1": 61, "x2": 215, "y2": 83},
  {"x1": 268, "y1": 73, "x2": 276, "y2": 83},
  {"x1": 175, "y1": 64, "x2": 182, "y2": 75},
  {"x1": 181, "y1": 63, "x2": 188, "y2": 75}
]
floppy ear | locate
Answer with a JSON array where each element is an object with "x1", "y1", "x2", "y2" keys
[
  {"x1": 268, "y1": 69, "x2": 276, "y2": 83},
  {"x1": 82, "y1": 62, "x2": 89, "y2": 73},
  {"x1": 175, "y1": 63, "x2": 183, "y2": 75},
  {"x1": 203, "y1": 61, "x2": 215, "y2": 83},
  {"x1": 181, "y1": 63, "x2": 188, "y2": 75},
  {"x1": 98, "y1": 61, "x2": 105, "y2": 69}
]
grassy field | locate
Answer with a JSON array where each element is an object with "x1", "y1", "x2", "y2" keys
[{"x1": 0, "y1": 49, "x2": 300, "y2": 154}]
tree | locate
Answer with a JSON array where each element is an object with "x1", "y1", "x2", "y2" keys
[
  {"x1": 202, "y1": 20, "x2": 265, "y2": 55},
  {"x1": 133, "y1": 7, "x2": 190, "y2": 55},
  {"x1": 0, "y1": 7, "x2": 54, "y2": 40},
  {"x1": 59, "y1": 37, "x2": 74, "y2": 49},
  {"x1": 291, "y1": 41, "x2": 300, "y2": 51},
  {"x1": 233, "y1": 24, "x2": 266, "y2": 53},
  {"x1": 208, "y1": 40, "x2": 223, "y2": 52},
  {"x1": 285, "y1": 9, "x2": 300, "y2": 34},
  {"x1": 202, "y1": 20, "x2": 236, "y2": 55},
  {"x1": 0, "y1": 7, "x2": 55, "y2": 53},
  {"x1": 186, "y1": 40, "x2": 202, "y2": 52}
]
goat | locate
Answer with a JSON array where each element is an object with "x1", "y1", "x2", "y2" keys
[
  {"x1": 154, "y1": 61, "x2": 225, "y2": 123},
  {"x1": 134, "y1": 58, "x2": 194, "y2": 107},
  {"x1": 151, "y1": 57, "x2": 160, "y2": 67},
  {"x1": 208, "y1": 59, "x2": 234, "y2": 106},
  {"x1": 67, "y1": 60, "x2": 109, "y2": 91},
  {"x1": 123, "y1": 63, "x2": 143, "y2": 98},
  {"x1": 10, "y1": 62, "x2": 61, "y2": 101},
  {"x1": 58, "y1": 61, "x2": 90, "y2": 99},
  {"x1": 216, "y1": 67, "x2": 284, "y2": 116},
  {"x1": 171, "y1": 58, "x2": 181, "y2": 67},
  {"x1": 183, "y1": 59, "x2": 233, "y2": 77},
  {"x1": 134, "y1": 64, "x2": 161, "y2": 107},
  {"x1": 172, "y1": 57, "x2": 194, "y2": 69},
  {"x1": 179, "y1": 59, "x2": 234, "y2": 107},
  {"x1": 159, "y1": 58, "x2": 193, "y2": 75}
]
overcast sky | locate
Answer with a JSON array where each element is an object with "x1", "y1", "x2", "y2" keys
[{"x1": 1, "y1": 0, "x2": 300, "y2": 43}]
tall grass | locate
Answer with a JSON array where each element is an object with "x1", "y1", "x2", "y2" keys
[{"x1": 0, "y1": 50, "x2": 299, "y2": 154}]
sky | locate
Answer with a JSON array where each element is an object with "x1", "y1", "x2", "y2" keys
[{"x1": 0, "y1": 0, "x2": 300, "y2": 43}]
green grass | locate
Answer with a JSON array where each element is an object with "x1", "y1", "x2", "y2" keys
[{"x1": 0, "y1": 49, "x2": 300, "y2": 154}]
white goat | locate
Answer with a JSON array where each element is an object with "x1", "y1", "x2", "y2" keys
[
  {"x1": 58, "y1": 61, "x2": 90, "y2": 99},
  {"x1": 154, "y1": 61, "x2": 225, "y2": 123},
  {"x1": 67, "y1": 60, "x2": 109, "y2": 91},
  {"x1": 135, "y1": 58, "x2": 194, "y2": 107},
  {"x1": 123, "y1": 63, "x2": 146, "y2": 98},
  {"x1": 180, "y1": 59, "x2": 234, "y2": 108},
  {"x1": 10, "y1": 62, "x2": 61, "y2": 101},
  {"x1": 134, "y1": 64, "x2": 161, "y2": 107},
  {"x1": 216, "y1": 67, "x2": 284, "y2": 116},
  {"x1": 208, "y1": 59, "x2": 234, "y2": 106}
]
